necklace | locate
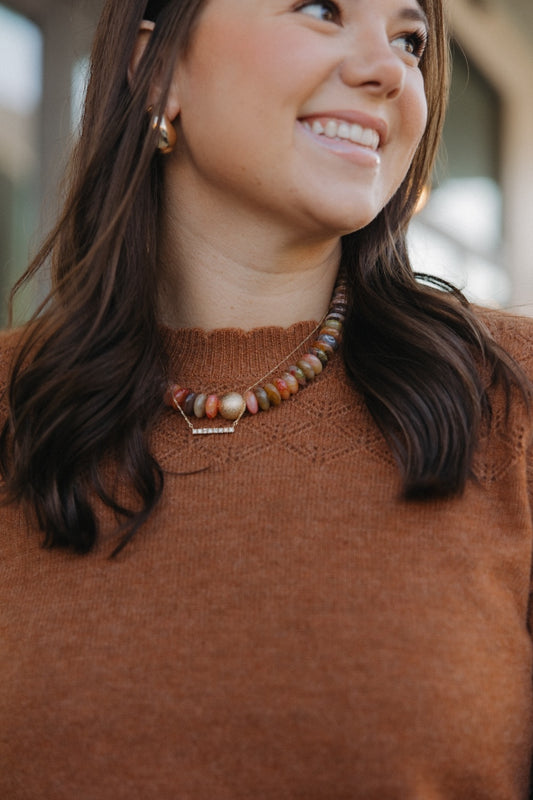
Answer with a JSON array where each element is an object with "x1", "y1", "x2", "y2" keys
[{"x1": 164, "y1": 276, "x2": 348, "y2": 435}]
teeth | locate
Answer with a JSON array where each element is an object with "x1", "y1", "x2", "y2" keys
[
  {"x1": 350, "y1": 123, "x2": 363, "y2": 142},
  {"x1": 305, "y1": 118, "x2": 380, "y2": 150},
  {"x1": 324, "y1": 120, "x2": 338, "y2": 138},
  {"x1": 360, "y1": 128, "x2": 377, "y2": 147},
  {"x1": 337, "y1": 122, "x2": 351, "y2": 139}
]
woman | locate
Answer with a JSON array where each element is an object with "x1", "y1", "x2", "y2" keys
[{"x1": 1, "y1": 0, "x2": 532, "y2": 797}]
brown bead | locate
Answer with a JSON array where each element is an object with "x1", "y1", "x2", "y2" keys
[
  {"x1": 313, "y1": 338, "x2": 333, "y2": 356},
  {"x1": 297, "y1": 359, "x2": 316, "y2": 381},
  {"x1": 320, "y1": 327, "x2": 341, "y2": 342},
  {"x1": 264, "y1": 383, "x2": 282, "y2": 406},
  {"x1": 184, "y1": 392, "x2": 196, "y2": 416},
  {"x1": 330, "y1": 305, "x2": 347, "y2": 317},
  {"x1": 281, "y1": 372, "x2": 299, "y2": 394},
  {"x1": 301, "y1": 353, "x2": 323, "y2": 375}
]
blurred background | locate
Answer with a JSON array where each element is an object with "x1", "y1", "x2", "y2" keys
[{"x1": 0, "y1": 0, "x2": 532, "y2": 324}]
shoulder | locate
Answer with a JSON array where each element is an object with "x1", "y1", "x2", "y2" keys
[
  {"x1": 0, "y1": 327, "x2": 31, "y2": 425},
  {"x1": 473, "y1": 306, "x2": 533, "y2": 377},
  {"x1": 0, "y1": 326, "x2": 26, "y2": 382},
  {"x1": 0, "y1": 327, "x2": 27, "y2": 389},
  {"x1": 465, "y1": 307, "x2": 533, "y2": 486}
]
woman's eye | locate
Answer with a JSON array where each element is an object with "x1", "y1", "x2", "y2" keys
[
  {"x1": 392, "y1": 30, "x2": 428, "y2": 61},
  {"x1": 295, "y1": 1, "x2": 341, "y2": 24}
]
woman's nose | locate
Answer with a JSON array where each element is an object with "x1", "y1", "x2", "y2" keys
[{"x1": 339, "y1": 33, "x2": 406, "y2": 100}]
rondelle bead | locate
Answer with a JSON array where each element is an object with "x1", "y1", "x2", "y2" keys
[
  {"x1": 281, "y1": 372, "x2": 299, "y2": 394},
  {"x1": 164, "y1": 383, "x2": 181, "y2": 407},
  {"x1": 205, "y1": 394, "x2": 219, "y2": 419},
  {"x1": 325, "y1": 312, "x2": 345, "y2": 323},
  {"x1": 245, "y1": 390, "x2": 259, "y2": 415},
  {"x1": 330, "y1": 303, "x2": 347, "y2": 316},
  {"x1": 264, "y1": 383, "x2": 282, "y2": 406},
  {"x1": 297, "y1": 359, "x2": 316, "y2": 381},
  {"x1": 313, "y1": 338, "x2": 333, "y2": 356},
  {"x1": 310, "y1": 345, "x2": 329, "y2": 365},
  {"x1": 318, "y1": 333, "x2": 339, "y2": 351},
  {"x1": 184, "y1": 392, "x2": 197, "y2": 416},
  {"x1": 288, "y1": 365, "x2": 307, "y2": 386},
  {"x1": 219, "y1": 392, "x2": 246, "y2": 420},
  {"x1": 193, "y1": 393, "x2": 207, "y2": 419},
  {"x1": 323, "y1": 317, "x2": 343, "y2": 331},
  {"x1": 301, "y1": 353, "x2": 323, "y2": 375},
  {"x1": 254, "y1": 386, "x2": 270, "y2": 411},
  {"x1": 320, "y1": 326, "x2": 341, "y2": 341},
  {"x1": 274, "y1": 378, "x2": 291, "y2": 401},
  {"x1": 173, "y1": 387, "x2": 189, "y2": 408},
  {"x1": 332, "y1": 291, "x2": 348, "y2": 303}
]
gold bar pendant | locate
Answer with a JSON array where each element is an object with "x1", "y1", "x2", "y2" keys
[{"x1": 192, "y1": 426, "x2": 236, "y2": 436}]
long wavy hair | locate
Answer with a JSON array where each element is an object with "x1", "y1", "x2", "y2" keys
[{"x1": 0, "y1": 0, "x2": 528, "y2": 554}]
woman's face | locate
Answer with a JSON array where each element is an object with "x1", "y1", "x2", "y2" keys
[{"x1": 169, "y1": 0, "x2": 429, "y2": 241}]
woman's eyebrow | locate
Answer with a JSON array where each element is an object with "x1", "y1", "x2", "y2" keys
[{"x1": 397, "y1": 6, "x2": 429, "y2": 29}]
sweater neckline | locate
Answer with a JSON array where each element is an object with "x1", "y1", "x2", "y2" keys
[{"x1": 159, "y1": 320, "x2": 320, "y2": 394}]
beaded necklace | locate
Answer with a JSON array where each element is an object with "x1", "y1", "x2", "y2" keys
[{"x1": 164, "y1": 275, "x2": 348, "y2": 435}]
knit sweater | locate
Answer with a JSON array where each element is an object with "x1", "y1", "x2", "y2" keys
[{"x1": 1, "y1": 310, "x2": 533, "y2": 800}]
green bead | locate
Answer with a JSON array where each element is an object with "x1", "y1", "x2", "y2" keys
[
  {"x1": 254, "y1": 386, "x2": 270, "y2": 411},
  {"x1": 323, "y1": 317, "x2": 343, "y2": 331},
  {"x1": 288, "y1": 365, "x2": 307, "y2": 386},
  {"x1": 311, "y1": 346, "x2": 328, "y2": 365}
]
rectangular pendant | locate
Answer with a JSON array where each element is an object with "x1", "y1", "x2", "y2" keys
[{"x1": 192, "y1": 426, "x2": 236, "y2": 436}]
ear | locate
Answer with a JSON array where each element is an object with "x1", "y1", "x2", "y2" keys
[
  {"x1": 128, "y1": 20, "x2": 181, "y2": 121},
  {"x1": 128, "y1": 20, "x2": 155, "y2": 89}
]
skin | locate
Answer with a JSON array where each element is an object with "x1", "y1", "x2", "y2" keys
[{"x1": 137, "y1": 0, "x2": 429, "y2": 330}]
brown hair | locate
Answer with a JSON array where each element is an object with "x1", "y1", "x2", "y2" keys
[{"x1": 0, "y1": 0, "x2": 528, "y2": 553}]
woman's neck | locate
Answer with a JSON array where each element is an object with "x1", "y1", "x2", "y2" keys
[{"x1": 157, "y1": 212, "x2": 342, "y2": 331}]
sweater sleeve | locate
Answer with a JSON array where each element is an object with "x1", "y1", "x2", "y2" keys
[
  {"x1": 476, "y1": 309, "x2": 533, "y2": 635},
  {"x1": 0, "y1": 327, "x2": 25, "y2": 425}
]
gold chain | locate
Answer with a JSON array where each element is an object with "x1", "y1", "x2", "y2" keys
[{"x1": 174, "y1": 314, "x2": 327, "y2": 435}]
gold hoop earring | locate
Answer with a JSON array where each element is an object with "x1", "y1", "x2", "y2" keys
[{"x1": 151, "y1": 112, "x2": 177, "y2": 154}]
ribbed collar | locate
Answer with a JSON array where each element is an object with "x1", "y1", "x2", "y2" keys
[{"x1": 160, "y1": 321, "x2": 320, "y2": 395}]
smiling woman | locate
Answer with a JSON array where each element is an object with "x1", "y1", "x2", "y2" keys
[
  {"x1": 153, "y1": 0, "x2": 429, "y2": 261},
  {"x1": 1, "y1": 1, "x2": 533, "y2": 798}
]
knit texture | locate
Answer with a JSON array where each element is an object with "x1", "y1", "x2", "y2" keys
[{"x1": 1, "y1": 310, "x2": 533, "y2": 799}]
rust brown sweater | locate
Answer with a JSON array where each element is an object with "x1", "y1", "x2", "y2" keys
[{"x1": 1, "y1": 311, "x2": 533, "y2": 800}]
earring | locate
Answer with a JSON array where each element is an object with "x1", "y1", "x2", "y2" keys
[{"x1": 151, "y1": 112, "x2": 177, "y2": 154}]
